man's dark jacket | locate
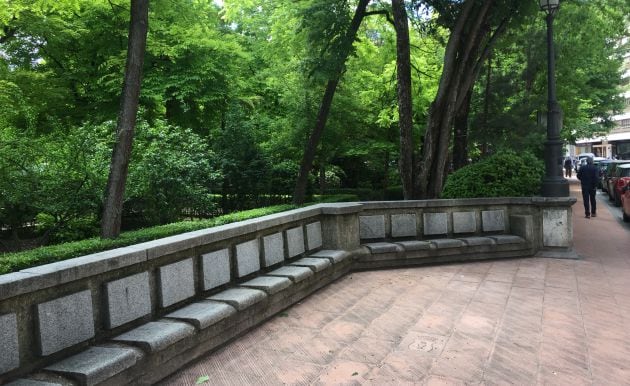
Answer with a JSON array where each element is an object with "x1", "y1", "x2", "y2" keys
[{"x1": 577, "y1": 163, "x2": 598, "y2": 189}]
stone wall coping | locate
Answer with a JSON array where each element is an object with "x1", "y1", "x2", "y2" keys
[
  {"x1": 357, "y1": 196, "x2": 575, "y2": 209},
  {"x1": 318, "y1": 203, "x2": 364, "y2": 215},
  {"x1": 531, "y1": 196, "x2": 577, "y2": 207}
]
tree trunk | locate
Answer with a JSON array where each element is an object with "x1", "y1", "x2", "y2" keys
[
  {"x1": 101, "y1": 0, "x2": 149, "y2": 238},
  {"x1": 319, "y1": 164, "x2": 325, "y2": 196},
  {"x1": 392, "y1": 0, "x2": 414, "y2": 200},
  {"x1": 453, "y1": 88, "x2": 472, "y2": 170},
  {"x1": 414, "y1": 0, "x2": 478, "y2": 199},
  {"x1": 481, "y1": 56, "x2": 492, "y2": 155},
  {"x1": 292, "y1": 0, "x2": 370, "y2": 205}
]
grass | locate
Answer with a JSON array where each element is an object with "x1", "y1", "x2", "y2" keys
[{"x1": 0, "y1": 194, "x2": 357, "y2": 275}]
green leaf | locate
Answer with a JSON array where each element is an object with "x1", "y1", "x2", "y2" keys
[{"x1": 196, "y1": 375, "x2": 210, "y2": 384}]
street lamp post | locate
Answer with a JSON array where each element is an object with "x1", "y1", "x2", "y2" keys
[{"x1": 540, "y1": 0, "x2": 569, "y2": 197}]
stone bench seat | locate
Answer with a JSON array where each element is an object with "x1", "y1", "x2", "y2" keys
[
  {"x1": 363, "y1": 235, "x2": 526, "y2": 255},
  {"x1": 357, "y1": 234, "x2": 531, "y2": 269}
]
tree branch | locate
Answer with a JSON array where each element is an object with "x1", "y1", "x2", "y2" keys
[{"x1": 365, "y1": 10, "x2": 394, "y2": 26}]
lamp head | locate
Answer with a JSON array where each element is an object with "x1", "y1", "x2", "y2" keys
[{"x1": 539, "y1": 0, "x2": 560, "y2": 15}]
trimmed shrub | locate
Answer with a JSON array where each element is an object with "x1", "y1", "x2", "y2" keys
[{"x1": 441, "y1": 151, "x2": 544, "y2": 199}]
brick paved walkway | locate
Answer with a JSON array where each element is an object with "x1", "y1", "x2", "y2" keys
[{"x1": 161, "y1": 179, "x2": 630, "y2": 385}]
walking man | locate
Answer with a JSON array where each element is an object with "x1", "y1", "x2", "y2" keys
[
  {"x1": 563, "y1": 157, "x2": 573, "y2": 178},
  {"x1": 577, "y1": 157, "x2": 598, "y2": 218}
]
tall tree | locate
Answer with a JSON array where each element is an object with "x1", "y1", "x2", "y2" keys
[
  {"x1": 392, "y1": 0, "x2": 414, "y2": 199},
  {"x1": 101, "y1": 0, "x2": 149, "y2": 238},
  {"x1": 412, "y1": 0, "x2": 518, "y2": 198},
  {"x1": 292, "y1": 0, "x2": 371, "y2": 205}
]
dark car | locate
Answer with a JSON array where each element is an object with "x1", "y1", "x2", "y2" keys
[
  {"x1": 596, "y1": 159, "x2": 614, "y2": 190},
  {"x1": 609, "y1": 163, "x2": 630, "y2": 207}
]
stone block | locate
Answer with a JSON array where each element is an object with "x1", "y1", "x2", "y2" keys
[
  {"x1": 482, "y1": 210, "x2": 506, "y2": 232},
  {"x1": 37, "y1": 290, "x2": 94, "y2": 356},
  {"x1": 286, "y1": 226, "x2": 305, "y2": 258},
  {"x1": 460, "y1": 237, "x2": 495, "y2": 246},
  {"x1": 396, "y1": 240, "x2": 432, "y2": 251},
  {"x1": 267, "y1": 266, "x2": 314, "y2": 283},
  {"x1": 19, "y1": 245, "x2": 147, "y2": 292},
  {"x1": 6, "y1": 380, "x2": 63, "y2": 386},
  {"x1": 240, "y1": 276, "x2": 292, "y2": 295},
  {"x1": 306, "y1": 222, "x2": 323, "y2": 250},
  {"x1": 431, "y1": 239, "x2": 464, "y2": 249},
  {"x1": 112, "y1": 321, "x2": 194, "y2": 353},
  {"x1": 158, "y1": 258, "x2": 195, "y2": 308},
  {"x1": 105, "y1": 272, "x2": 151, "y2": 329},
  {"x1": 359, "y1": 215, "x2": 386, "y2": 239},
  {"x1": 490, "y1": 235, "x2": 525, "y2": 245},
  {"x1": 207, "y1": 288, "x2": 267, "y2": 311},
  {"x1": 263, "y1": 233, "x2": 284, "y2": 267},
  {"x1": 45, "y1": 346, "x2": 140, "y2": 386},
  {"x1": 0, "y1": 313, "x2": 19, "y2": 373},
  {"x1": 423, "y1": 213, "x2": 448, "y2": 236},
  {"x1": 201, "y1": 249, "x2": 231, "y2": 291},
  {"x1": 391, "y1": 214, "x2": 417, "y2": 238},
  {"x1": 309, "y1": 249, "x2": 349, "y2": 264},
  {"x1": 165, "y1": 301, "x2": 236, "y2": 330},
  {"x1": 0, "y1": 272, "x2": 53, "y2": 303},
  {"x1": 364, "y1": 242, "x2": 401, "y2": 254},
  {"x1": 290, "y1": 257, "x2": 331, "y2": 272},
  {"x1": 235, "y1": 239, "x2": 260, "y2": 277},
  {"x1": 542, "y1": 209, "x2": 570, "y2": 247},
  {"x1": 453, "y1": 212, "x2": 476, "y2": 234}
]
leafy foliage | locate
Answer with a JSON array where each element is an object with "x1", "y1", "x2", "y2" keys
[{"x1": 441, "y1": 151, "x2": 544, "y2": 198}]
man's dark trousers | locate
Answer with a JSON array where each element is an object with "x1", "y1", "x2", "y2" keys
[
  {"x1": 581, "y1": 186, "x2": 596, "y2": 217},
  {"x1": 577, "y1": 161, "x2": 598, "y2": 217}
]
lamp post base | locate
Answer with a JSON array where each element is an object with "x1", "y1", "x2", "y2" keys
[{"x1": 541, "y1": 177, "x2": 569, "y2": 197}]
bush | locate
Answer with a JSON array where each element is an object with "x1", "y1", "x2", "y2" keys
[{"x1": 441, "y1": 151, "x2": 544, "y2": 198}]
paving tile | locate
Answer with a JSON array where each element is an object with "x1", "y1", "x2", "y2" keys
[
  {"x1": 337, "y1": 336, "x2": 395, "y2": 365},
  {"x1": 430, "y1": 333, "x2": 493, "y2": 382},
  {"x1": 537, "y1": 365, "x2": 592, "y2": 386},
  {"x1": 313, "y1": 359, "x2": 370, "y2": 385},
  {"x1": 374, "y1": 350, "x2": 433, "y2": 383}
]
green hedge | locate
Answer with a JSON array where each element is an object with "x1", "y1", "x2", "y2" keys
[
  {"x1": 0, "y1": 194, "x2": 357, "y2": 275},
  {"x1": 441, "y1": 151, "x2": 544, "y2": 199}
]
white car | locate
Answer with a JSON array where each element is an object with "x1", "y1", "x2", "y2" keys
[{"x1": 576, "y1": 154, "x2": 606, "y2": 171}]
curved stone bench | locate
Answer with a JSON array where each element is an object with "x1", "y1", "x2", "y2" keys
[{"x1": 0, "y1": 197, "x2": 576, "y2": 385}]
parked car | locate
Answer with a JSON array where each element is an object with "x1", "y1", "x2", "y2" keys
[
  {"x1": 621, "y1": 175, "x2": 630, "y2": 222},
  {"x1": 577, "y1": 155, "x2": 606, "y2": 173},
  {"x1": 594, "y1": 159, "x2": 614, "y2": 190},
  {"x1": 605, "y1": 160, "x2": 630, "y2": 198},
  {"x1": 609, "y1": 163, "x2": 630, "y2": 207},
  {"x1": 600, "y1": 160, "x2": 625, "y2": 192}
]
